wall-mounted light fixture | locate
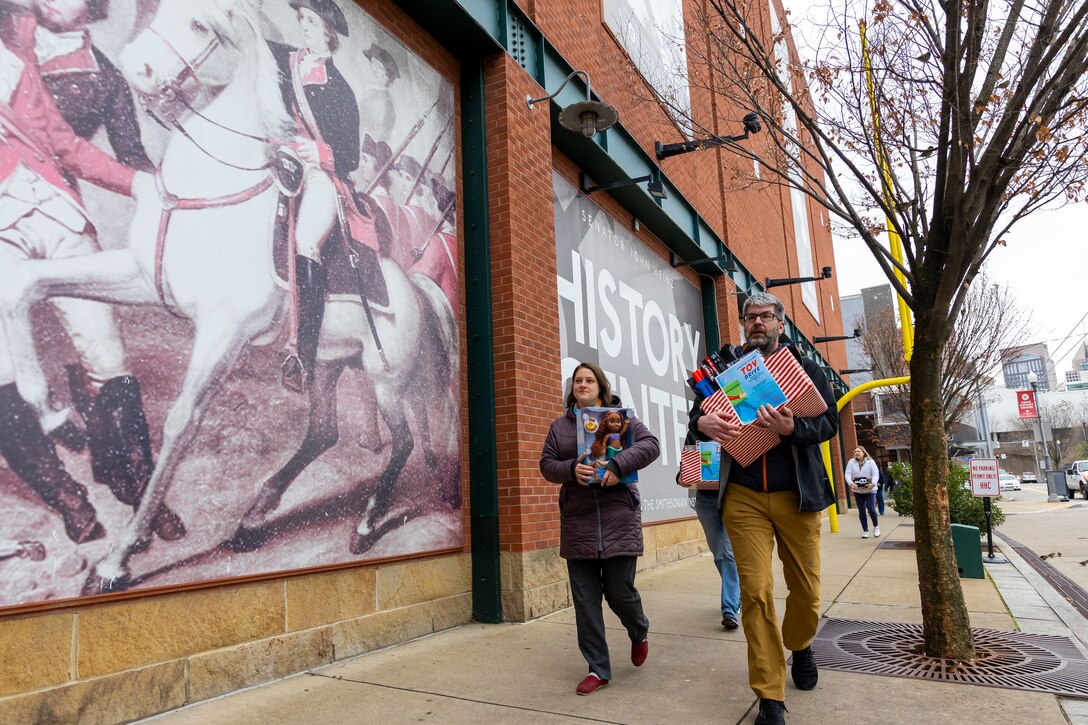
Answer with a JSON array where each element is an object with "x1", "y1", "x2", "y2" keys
[
  {"x1": 655, "y1": 112, "x2": 762, "y2": 160},
  {"x1": 814, "y1": 328, "x2": 861, "y2": 344},
  {"x1": 840, "y1": 368, "x2": 872, "y2": 375},
  {"x1": 527, "y1": 71, "x2": 619, "y2": 138},
  {"x1": 669, "y1": 252, "x2": 737, "y2": 273},
  {"x1": 765, "y1": 266, "x2": 833, "y2": 289},
  {"x1": 580, "y1": 172, "x2": 667, "y2": 200}
]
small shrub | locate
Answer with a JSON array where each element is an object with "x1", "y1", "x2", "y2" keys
[{"x1": 886, "y1": 461, "x2": 1004, "y2": 534}]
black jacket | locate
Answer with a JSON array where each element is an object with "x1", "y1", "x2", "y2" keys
[
  {"x1": 688, "y1": 344, "x2": 839, "y2": 513},
  {"x1": 269, "y1": 42, "x2": 360, "y2": 177}
]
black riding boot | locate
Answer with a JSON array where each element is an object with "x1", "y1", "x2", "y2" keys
[
  {"x1": 0, "y1": 383, "x2": 106, "y2": 544},
  {"x1": 282, "y1": 255, "x2": 326, "y2": 393},
  {"x1": 67, "y1": 367, "x2": 186, "y2": 541}
]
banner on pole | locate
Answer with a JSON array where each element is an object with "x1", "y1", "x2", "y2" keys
[{"x1": 1017, "y1": 390, "x2": 1038, "y2": 419}]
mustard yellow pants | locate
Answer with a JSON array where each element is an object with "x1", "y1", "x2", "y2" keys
[{"x1": 723, "y1": 485, "x2": 822, "y2": 701}]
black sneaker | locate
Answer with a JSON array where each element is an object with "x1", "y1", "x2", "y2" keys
[
  {"x1": 754, "y1": 698, "x2": 787, "y2": 725},
  {"x1": 791, "y1": 646, "x2": 818, "y2": 690},
  {"x1": 722, "y1": 614, "x2": 739, "y2": 630}
]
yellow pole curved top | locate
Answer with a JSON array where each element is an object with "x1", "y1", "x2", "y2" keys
[
  {"x1": 821, "y1": 375, "x2": 911, "y2": 533},
  {"x1": 835, "y1": 376, "x2": 911, "y2": 412}
]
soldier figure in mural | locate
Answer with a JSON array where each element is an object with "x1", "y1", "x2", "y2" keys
[
  {"x1": 386, "y1": 154, "x2": 423, "y2": 269},
  {"x1": 413, "y1": 175, "x2": 457, "y2": 306},
  {"x1": 269, "y1": 0, "x2": 386, "y2": 394},
  {"x1": 32, "y1": 0, "x2": 152, "y2": 171},
  {"x1": 350, "y1": 133, "x2": 394, "y2": 255},
  {"x1": 0, "y1": 1, "x2": 183, "y2": 544},
  {"x1": 359, "y1": 42, "x2": 397, "y2": 144}
]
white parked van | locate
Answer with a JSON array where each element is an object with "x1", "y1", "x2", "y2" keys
[{"x1": 1068, "y1": 460, "x2": 1088, "y2": 499}]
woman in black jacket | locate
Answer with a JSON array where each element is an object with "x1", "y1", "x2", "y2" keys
[{"x1": 539, "y1": 361, "x2": 660, "y2": 696}]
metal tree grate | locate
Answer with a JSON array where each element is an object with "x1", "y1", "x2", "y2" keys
[
  {"x1": 878, "y1": 540, "x2": 916, "y2": 550},
  {"x1": 812, "y1": 618, "x2": 1088, "y2": 698}
]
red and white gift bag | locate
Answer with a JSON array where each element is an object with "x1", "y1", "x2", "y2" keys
[
  {"x1": 764, "y1": 347, "x2": 829, "y2": 418},
  {"x1": 700, "y1": 348, "x2": 828, "y2": 467},
  {"x1": 679, "y1": 446, "x2": 702, "y2": 485}
]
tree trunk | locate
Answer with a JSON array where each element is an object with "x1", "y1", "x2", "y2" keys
[{"x1": 910, "y1": 319, "x2": 976, "y2": 660}]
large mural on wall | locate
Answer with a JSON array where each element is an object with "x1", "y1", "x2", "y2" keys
[
  {"x1": 553, "y1": 172, "x2": 706, "y2": 523},
  {"x1": 0, "y1": 0, "x2": 461, "y2": 607}
]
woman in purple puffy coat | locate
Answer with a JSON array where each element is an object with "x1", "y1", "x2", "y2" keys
[{"x1": 539, "y1": 361, "x2": 661, "y2": 696}]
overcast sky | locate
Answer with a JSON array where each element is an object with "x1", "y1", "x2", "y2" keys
[{"x1": 780, "y1": 0, "x2": 1088, "y2": 377}]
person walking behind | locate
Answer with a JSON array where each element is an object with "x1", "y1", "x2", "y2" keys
[
  {"x1": 875, "y1": 463, "x2": 887, "y2": 515},
  {"x1": 694, "y1": 486, "x2": 742, "y2": 630},
  {"x1": 879, "y1": 464, "x2": 897, "y2": 513},
  {"x1": 683, "y1": 432, "x2": 741, "y2": 630},
  {"x1": 846, "y1": 447, "x2": 880, "y2": 537},
  {"x1": 540, "y1": 362, "x2": 660, "y2": 696},
  {"x1": 689, "y1": 291, "x2": 838, "y2": 725}
]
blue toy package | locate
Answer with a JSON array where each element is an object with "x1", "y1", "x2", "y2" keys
[
  {"x1": 713, "y1": 350, "x2": 788, "y2": 424},
  {"x1": 699, "y1": 442, "x2": 720, "y2": 481},
  {"x1": 577, "y1": 407, "x2": 638, "y2": 484}
]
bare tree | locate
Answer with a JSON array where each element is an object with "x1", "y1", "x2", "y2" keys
[
  {"x1": 1009, "y1": 397, "x2": 1088, "y2": 467},
  {"x1": 861, "y1": 276, "x2": 1030, "y2": 428},
  {"x1": 663, "y1": 0, "x2": 1088, "y2": 659}
]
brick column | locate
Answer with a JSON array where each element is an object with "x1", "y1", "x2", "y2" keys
[{"x1": 483, "y1": 54, "x2": 571, "y2": 620}]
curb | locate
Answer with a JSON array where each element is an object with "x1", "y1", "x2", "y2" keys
[{"x1": 993, "y1": 538, "x2": 1088, "y2": 653}]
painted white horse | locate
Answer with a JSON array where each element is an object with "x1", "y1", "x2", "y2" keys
[{"x1": 0, "y1": 0, "x2": 458, "y2": 591}]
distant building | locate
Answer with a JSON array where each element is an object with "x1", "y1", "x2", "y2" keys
[
  {"x1": 1000, "y1": 342, "x2": 1056, "y2": 391},
  {"x1": 839, "y1": 284, "x2": 912, "y2": 463},
  {"x1": 1066, "y1": 370, "x2": 1088, "y2": 392},
  {"x1": 1070, "y1": 341, "x2": 1088, "y2": 373},
  {"x1": 839, "y1": 284, "x2": 896, "y2": 387}
]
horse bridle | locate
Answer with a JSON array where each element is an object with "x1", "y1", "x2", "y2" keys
[
  {"x1": 139, "y1": 23, "x2": 272, "y2": 172},
  {"x1": 142, "y1": 24, "x2": 219, "y2": 118}
]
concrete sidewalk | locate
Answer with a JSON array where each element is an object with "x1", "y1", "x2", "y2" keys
[{"x1": 144, "y1": 510, "x2": 1088, "y2": 725}]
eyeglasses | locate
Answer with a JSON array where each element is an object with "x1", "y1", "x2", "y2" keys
[{"x1": 741, "y1": 312, "x2": 781, "y2": 324}]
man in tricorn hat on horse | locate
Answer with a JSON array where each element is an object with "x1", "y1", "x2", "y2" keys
[{"x1": 269, "y1": 0, "x2": 386, "y2": 393}]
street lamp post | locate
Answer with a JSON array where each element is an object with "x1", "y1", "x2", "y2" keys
[
  {"x1": 1027, "y1": 372, "x2": 1051, "y2": 465},
  {"x1": 1027, "y1": 371, "x2": 1062, "y2": 502}
]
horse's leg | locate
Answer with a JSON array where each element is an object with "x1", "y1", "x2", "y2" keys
[
  {"x1": 85, "y1": 321, "x2": 250, "y2": 591},
  {"x1": 351, "y1": 400, "x2": 413, "y2": 553},
  {"x1": 230, "y1": 361, "x2": 346, "y2": 550},
  {"x1": 0, "y1": 250, "x2": 154, "y2": 444},
  {"x1": 355, "y1": 373, "x2": 385, "y2": 453},
  {"x1": 412, "y1": 402, "x2": 438, "y2": 468}
]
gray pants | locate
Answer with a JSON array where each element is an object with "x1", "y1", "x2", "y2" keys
[{"x1": 567, "y1": 556, "x2": 649, "y2": 680}]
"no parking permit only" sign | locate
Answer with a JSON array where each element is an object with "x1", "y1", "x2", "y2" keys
[{"x1": 969, "y1": 458, "x2": 1000, "y2": 497}]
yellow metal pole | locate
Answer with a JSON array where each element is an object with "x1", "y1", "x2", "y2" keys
[
  {"x1": 860, "y1": 21, "x2": 914, "y2": 361},
  {"x1": 822, "y1": 442, "x2": 839, "y2": 532},
  {"x1": 822, "y1": 376, "x2": 912, "y2": 532}
]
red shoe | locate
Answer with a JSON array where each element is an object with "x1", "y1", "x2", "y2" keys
[
  {"x1": 631, "y1": 637, "x2": 649, "y2": 667},
  {"x1": 576, "y1": 673, "x2": 609, "y2": 695}
]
